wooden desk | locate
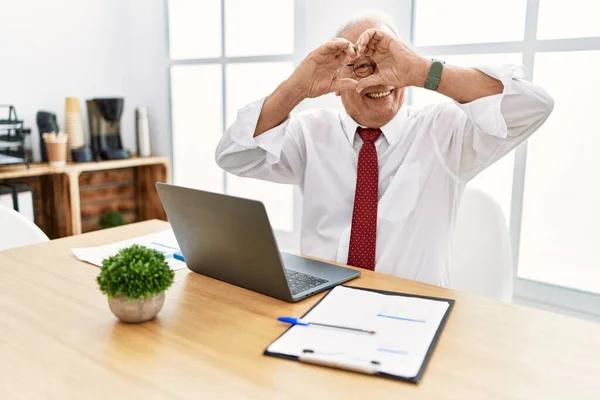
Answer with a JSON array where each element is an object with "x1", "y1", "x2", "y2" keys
[{"x1": 1, "y1": 220, "x2": 599, "y2": 399}]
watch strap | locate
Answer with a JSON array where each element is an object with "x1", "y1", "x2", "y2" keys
[{"x1": 424, "y1": 59, "x2": 445, "y2": 91}]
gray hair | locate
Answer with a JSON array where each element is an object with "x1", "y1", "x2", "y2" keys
[{"x1": 334, "y1": 10, "x2": 399, "y2": 38}]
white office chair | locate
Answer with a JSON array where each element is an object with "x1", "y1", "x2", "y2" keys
[
  {"x1": 0, "y1": 204, "x2": 49, "y2": 251},
  {"x1": 450, "y1": 188, "x2": 514, "y2": 302}
]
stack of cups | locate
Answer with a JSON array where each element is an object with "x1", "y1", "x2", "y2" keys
[
  {"x1": 65, "y1": 97, "x2": 85, "y2": 150},
  {"x1": 43, "y1": 132, "x2": 68, "y2": 167}
]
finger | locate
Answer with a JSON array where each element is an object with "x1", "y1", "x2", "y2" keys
[
  {"x1": 356, "y1": 28, "x2": 382, "y2": 56},
  {"x1": 321, "y1": 38, "x2": 354, "y2": 56},
  {"x1": 346, "y1": 43, "x2": 357, "y2": 58},
  {"x1": 355, "y1": 28, "x2": 376, "y2": 55},
  {"x1": 336, "y1": 45, "x2": 356, "y2": 59},
  {"x1": 355, "y1": 75, "x2": 385, "y2": 93},
  {"x1": 364, "y1": 42, "x2": 378, "y2": 58},
  {"x1": 331, "y1": 77, "x2": 359, "y2": 93},
  {"x1": 328, "y1": 39, "x2": 357, "y2": 57},
  {"x1": 360, "y1": 31, "x2": 387, "y2": 57},
  {"x1": 341, "y1": 52, "x2": 356, "y2": 64}
]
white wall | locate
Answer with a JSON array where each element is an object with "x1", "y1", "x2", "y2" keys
[{"x1": 0, "y1": 0, "x2": 170, "y2": 161}]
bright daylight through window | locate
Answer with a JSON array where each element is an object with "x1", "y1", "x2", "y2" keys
[
  {"x1": 413, "y1": 0, "x2": 600, "y2": 295},
  {"x1": 169, "y1": 0, "x2": 600, "y2": 299},
  {"x1": 168, "y1": 0, "x2": 295, "y2": 232}
]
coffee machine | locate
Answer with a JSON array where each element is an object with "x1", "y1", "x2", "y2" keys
[{"x1": 86, "y1": 98, "x2": 130, "y2": 160}]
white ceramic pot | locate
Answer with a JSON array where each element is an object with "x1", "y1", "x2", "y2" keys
[{"x1": 107, "y1": 292, "x2": 165, "y2": 323}]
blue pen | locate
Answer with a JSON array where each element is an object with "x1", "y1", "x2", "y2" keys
[
  {"x1": 173, "y1": 251, "x2": 185, "y2": 262},
  {"x1": 277, "y1": 316, "x2": 376, "y2": 334}
]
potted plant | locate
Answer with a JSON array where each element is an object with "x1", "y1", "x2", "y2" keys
[
  {"x1": 99, "y1": 211, "x2": 126, "y2": 229},
  {"x1": 96, "y1": 244, "x2": 175, "y2": 323}
]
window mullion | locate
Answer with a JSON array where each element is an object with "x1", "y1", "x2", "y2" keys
[
  {"x1": 509, "y1": 0, "x2": 540, "y2": 280},
  {"x1": 221, "y1": 0, "x2": 228, "y2": 194},
  {"x1": 170, "y1": 54, "x2": 294, "y2": 66}
]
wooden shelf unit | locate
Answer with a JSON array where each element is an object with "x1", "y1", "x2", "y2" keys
[{"x1": 0, "y1": 157, "x2": 170, "y2": 238}]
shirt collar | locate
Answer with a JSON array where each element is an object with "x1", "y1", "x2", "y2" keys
[{"x1": 341, "y1": 106, "x2": 410, "y2": 145}]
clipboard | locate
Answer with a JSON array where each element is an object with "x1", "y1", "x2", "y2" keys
[{"x1": 264, "y1": 285, "x2": 455, "y2": 384}]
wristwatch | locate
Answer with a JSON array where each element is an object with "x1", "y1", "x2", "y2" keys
[{"x1": 424, "y1": 59, "x2": 445, "y2": 91}]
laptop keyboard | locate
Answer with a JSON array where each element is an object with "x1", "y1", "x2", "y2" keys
[{"x1": 285, "y1": 269, "x2": 329, "y2": 295}]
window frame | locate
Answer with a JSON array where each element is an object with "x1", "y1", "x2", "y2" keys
[
  {"x1": 410, "y1": 0, "x2": 600, "y2": 320},
  {"x1": 165, "y1": 0, "x2": 301, "y2": 249},
  {"x1": 165, "y1": 0, "x2": 600, "y2": 320}
]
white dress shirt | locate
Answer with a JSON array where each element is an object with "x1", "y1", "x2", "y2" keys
[{"x1": 215, "y1": 65, "x2": 554, "y2": 287}]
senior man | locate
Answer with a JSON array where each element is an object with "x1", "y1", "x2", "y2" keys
[{"x1": 215, "y1": 12, "x2": 553, "y2": 287}]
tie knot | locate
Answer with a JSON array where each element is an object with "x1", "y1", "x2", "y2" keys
[{"x1": 358, "y1": 127, "x2": 382, "y2": 143}]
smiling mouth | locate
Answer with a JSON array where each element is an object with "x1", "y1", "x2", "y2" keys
[{"x1": 365, "y1": 89, "x2": 393, "y2": 99}]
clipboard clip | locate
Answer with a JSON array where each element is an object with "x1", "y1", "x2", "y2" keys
[{"x1": 299, "y1": 349, "x2": 380, "y2": 375}]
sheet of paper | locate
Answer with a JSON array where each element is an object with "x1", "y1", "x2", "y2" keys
[
  {"x1": 0, "y1": 153, "x2": 26, "y2": 164},
  {"x1": 71, "y1": 229, "x2": 187, "y2": 271},
  {"x1": 267, "y1": 286, "x2": 449, "y2": 379}
]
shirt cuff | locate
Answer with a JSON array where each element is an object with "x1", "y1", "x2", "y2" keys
[
  {"x1": 454, "y1": 64, "x2": 526, "y2": 139},
  {"x1": 230, "y1": 96, "x2": 288, "y2": 164}
]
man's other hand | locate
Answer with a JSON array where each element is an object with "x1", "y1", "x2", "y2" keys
[{"x1": 290, "y1": 39, "x2": 360, "y2": 99}]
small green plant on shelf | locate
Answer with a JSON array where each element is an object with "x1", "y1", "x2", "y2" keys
[
  {"x1": 99, "y1": 211, "x2": 126, "y2": 229},
  {"x1": 97, "y1": 245, "x2": 175, "y2": 323}
]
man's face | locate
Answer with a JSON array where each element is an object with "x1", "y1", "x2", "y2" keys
[{"x1": 337, "y1": 22, "x2": 405, "y2": 128}]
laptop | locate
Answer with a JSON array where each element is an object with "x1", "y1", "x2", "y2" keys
[{"x1": 156, "y1": 183, "x2": 360, "y2": 302}]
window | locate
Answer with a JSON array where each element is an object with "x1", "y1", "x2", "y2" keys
[
  {"x1": 413, "y1": 0, "x2": 600, "y2": 312},
  {"x1": 413, "y1": 0, "x2": 527, "y2": 46},
  {"x1": 225, "y1": 61, "x2": 295, "y2": 231},
  {"x1": 519, "y1": 50, "x2": 600, "y2": 293},
  {"x1": 168, "y1": 0, "x2": 221, "y2": 59},
  {"x1": 224, "y1": 0, "x2": 294, "y2": 57},
  {"x1": 537, "y1": 0, "x2": 600, "y2": 40},
  {"x1": 171, "y1": 64, "x2": 223, "y2": 192},
  {"x1": 168, "y1": 0, "x2": 295, "y2": 232}
]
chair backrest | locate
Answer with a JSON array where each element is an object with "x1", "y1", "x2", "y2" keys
[
  {"x1": 450, "y1": 188, "x2": 514, "y2": 301},
  {"x1": 0, "y1": 204, "x2": 49, "y2": 251}
]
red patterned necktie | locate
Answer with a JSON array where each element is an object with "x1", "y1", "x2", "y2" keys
[{"x1": 347, "y1": 127, "x2": 382, "y2": 271}]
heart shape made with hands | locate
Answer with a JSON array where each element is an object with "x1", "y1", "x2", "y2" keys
[
  {"x1": 300, "y1": 30, "x2": 415, "y2": 98},
  {"x1": 331, "y1": 44, "x2": 377, "y2": 94},
  {"x1": 340, "y1": 28, "x2": 417, "y2": 94}
]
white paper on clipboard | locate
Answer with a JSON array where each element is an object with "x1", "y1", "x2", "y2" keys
[{"x1": 266, "y1": 286, "x2": 450, "y2": 379}]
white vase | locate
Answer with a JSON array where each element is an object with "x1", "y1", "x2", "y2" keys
[
  {"x1": 107, "y1": 292, "x2": 165, "y2": 323},
  {"x1": 136, "y1": 107, "x2": 151, "y2": 157}
]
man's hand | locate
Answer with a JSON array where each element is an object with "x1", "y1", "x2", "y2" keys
[
  {"x1": 289, "y1": 39, "x2": 360, "y2": 98},
  {"x1": 354, "y1": 28, "x2": 429, "y2": 93},
  {"x1": 253, "y1": 39, "x2": 360, "y2": 136}
]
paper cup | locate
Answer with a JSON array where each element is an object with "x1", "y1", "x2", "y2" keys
[
  {"x1": 65, "y1": 97, "x2": 81, "y2": 114},
  {"x1": 44, "y1": 139, "x2": 68, "y2": 167},
  {"x1": 65, "y1": 111, "x2": 85, "y2": 148}
]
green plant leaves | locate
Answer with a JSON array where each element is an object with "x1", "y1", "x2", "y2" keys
[
  {"x1": 99, "y1": 212, "x2": 126, "y2": 229},
  {"x1": 96, "y1": 244, "x2": 175, "y2": 300}
]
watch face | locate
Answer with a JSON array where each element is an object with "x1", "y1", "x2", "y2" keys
[{"x1": 425, "y1": 60, "x2": 444, "y2": 90}]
